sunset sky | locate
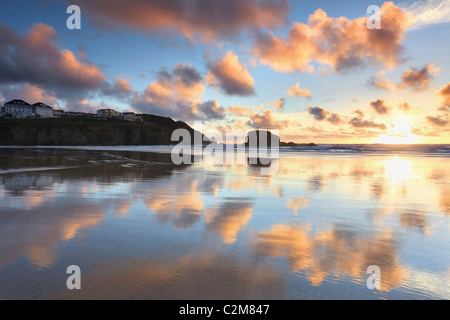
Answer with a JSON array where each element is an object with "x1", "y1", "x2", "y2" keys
[{"x1": 0, "y1": 0, "x2": 449, "y2": 143}]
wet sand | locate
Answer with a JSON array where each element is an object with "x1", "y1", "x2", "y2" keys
[{"x1": 0, "y1": 147, "x2": 448, "y2": 299}]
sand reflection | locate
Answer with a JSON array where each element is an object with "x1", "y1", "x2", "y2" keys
[
  {"x1": 0, "y1": 202, "x2": 105, "y2": 268},
  {"x1": 254, "y1": 224, "x2": 410, "y2": 291},
  {"x1": 0, "y1": 148, "x2": 448, "y2": 299},
  {"x1": 205, "y1": 199, "x2": 254, "y2": 244}
]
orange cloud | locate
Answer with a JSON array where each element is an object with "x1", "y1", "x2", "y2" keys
[
  {"x1": 0, "y1": 83, "x2": 57, "y2": 107},
  {"x1": 349, "y1": 111, "x2": 388, "y2": 130},
  {"x1": 248, "y1": 110, "x2": 289, "y2": 129},
  {"x1": 327, "y1": 113, "x2": 343, "y2": 125},
  {"x1": 268, "y1": 97, "x2": 286, "y2": 110},
  {"x1": 134, "y1": 66, "x2": 225, "y2": 120},
  {"x1": 398, "y1": 64, "x2": 440, "y2": 91},
  {"x1": 0, "y1": 23, "x2": 105, "y2": 90},
  {"x1": 370, "y1": 99, "x2": 390, "y2": 114},
  {"x1": 74, "y1": 0, "x2": 289, "y2": 42},
  {"x1": 367, "y1": 70, "x2": 396, "y2": 91},
  {"x1": 114, "y1": 78, "x2": 132, "y2": 92},
  {"x1": 439, "y1": 82, "x2": 450, "y2": 109},
  {"x1": 252, "y1": 2, "x2": 413, "y2": 73},
  {"x1": 287, "y1": 82, "x2": 311, "y2": 97},
  {"x1": 225, "y1": 105, "x2": 251, "y2": 116},
  {"x1": 426, "y1": 115, "x2": 448, "y2": 127},
  {"x1": 206, "y1": 52, "x2": 255, "y2": 96},
  {"x1": 134, "y1": 63, "x2": 226, "y2": 120}
]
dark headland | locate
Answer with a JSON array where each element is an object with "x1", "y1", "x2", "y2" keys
[{"x1": 0, "y1": 114, "x2": 208, "y2": 146}]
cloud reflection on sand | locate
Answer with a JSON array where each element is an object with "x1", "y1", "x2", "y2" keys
[
  {"x1": 253, "y1": 224, "x2": 409, "y2": 291},
  {"x1": 0, "y1": 148, "x2": 448, "y2": 299}
]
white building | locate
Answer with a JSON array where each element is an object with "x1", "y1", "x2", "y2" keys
[
  {"x1": 118, "y1": 112, "x2": 143, "y2": 122},
  {"x1": 1, "y1": 100, "x2": 54, "y2": 118},
  {"x1": 2, "y1": 100, "x2": 34, "y2": 118},
  {"x1": 32, "y1": 102, "x2": 54, "y2": 118},
  {"x1": 53, "y1": 109, "x2": 64, "y2": 117},
  {"x1": 97, "y1": 108, "x2": 119, "y2": 118}
]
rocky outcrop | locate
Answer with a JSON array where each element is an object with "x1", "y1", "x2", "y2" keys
[{"x1": 244, "y1": 130, "x2": 316, "y2": 147}]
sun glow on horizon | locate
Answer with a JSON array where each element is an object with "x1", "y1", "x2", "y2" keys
[
  {"x1": 375, "y1": 116, "x2": 417, "y2": 144},
  {"x1": 376, "y1": 134, "x2": 417, "y2": 144}
]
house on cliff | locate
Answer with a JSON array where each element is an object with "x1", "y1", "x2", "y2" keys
[
  {"x1": 32, "y1": 102, "x2": 54, "y2": 118},
  {"x1": 2, "y1": 100, "x2": 54, "y2": 118},
  {"x1": 2, "y1": 99, "x2": 34, "y2": 118}
]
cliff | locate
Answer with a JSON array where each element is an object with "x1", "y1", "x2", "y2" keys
[{"x1": 0, "y1": 115, "x2": 209, "y2": 146}]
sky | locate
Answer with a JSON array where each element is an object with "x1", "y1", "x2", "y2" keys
[{"x1": 0, "y1": 0, "x2": 449, "y2": 144}]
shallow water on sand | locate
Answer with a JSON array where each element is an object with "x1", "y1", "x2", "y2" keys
[{"x1": 0, "y1": 147, "x2": 448, "y2": 299}]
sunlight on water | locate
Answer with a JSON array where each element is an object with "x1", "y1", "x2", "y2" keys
[
  {"x1": 0, "y1": 147, "x2": 448, "y2": 299},
  {"x1": 384, "y1": 156, "x2": 413, "y2": 181}
]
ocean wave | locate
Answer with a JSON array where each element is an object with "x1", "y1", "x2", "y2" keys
[{"x1": 280, "y1": 144, "x2": 450, "y2": 155}]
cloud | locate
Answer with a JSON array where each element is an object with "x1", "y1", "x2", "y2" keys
[
  {"x1": 0, "y1": 83, "x2": 57, "y2": 107},
  {"x1": 101, "y1": 78, "x2": 134, "y2": 100},
  {"x1": 225, "y1": 105, "x2": 251, "y2": 116},
  {"x1": 308, "y1": 105, "x2": 328, "y2": 121},
  {"x1": 268, "y1": 97, "x2": 286, "y2": 110},
  {"x1": 252, "y1": 2, "x2": 413, "y2": 73},
  {"x1": 307, "y1": 105, "x2": 344, "y2": 125},
  {"x1": 401, "y1": 0, "x2": 450, "y2": 30},
  {"x1": 0, "y1": 23, "x2": 105, "y2": 91},
  {"x1": 133, "y1": 63, "x2": 224, "y2": 120},
  {"x1": 398, "y1": 102, "x2": 411, "y2": 112},
  {"x1": 206, "y1": 52, "x2": 255, "y2": 96},
  {"x1": 438, "y1": 82, "x2": 450, "y2": 109},
  {"x1": 145, "y1": 63, "x2": 204, "y2": 104},
  {"x1": 286, "y1": 83, "x2": 311, "y2": 97},
  {"x1": 398, "y1": 64, "x2": 440, "y2": 91},
  {"x1": 367, "y1": 70, "x2": 396, "y2": 91},
  {"x1": 198, "y1": 99, "x2": 225, "y2": 120},
  {"x1": 426, "y1": 115, "x2": 448, "y2": 127},
  {"x1": 326, "y1": 113, "x2": 343, "y2": 125},
  {"x1": 69, "y1": 0, "x2": 289, "y2": 41},
  {"x1": 0, "y1": 22, "x2": 135, "y2": 112},
  {"x1": 349, "y1": 117, "x2": 387, "y2": 130},
  {"x1": 348, "y1": 109, "x2": 387, "y2": 130},
  {"x1": 368, "y1": 64, "x2": 439, "y2": 92},
  {"x1": 248, "y1": 110, "x2": 289, "y2": 129},
  {"x1": 370, "y1": 99, "x2": 390, "y2": 114}
]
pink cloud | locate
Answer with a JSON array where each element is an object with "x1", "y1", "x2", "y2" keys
[
  {"x1": 287, "y1": 83, "x2": 311, "y2": 97},
  {"x1": 0, "y1": 23, "x2": 105, "y2": 90},
  {"x1": 206, "y1": 52, "x2": 255, "y2": 96},
  {"x1": 248, "y1": 110, "x2": 289, "y2": 129},
  {"x1": 70, "y1": 0, "x2": 289, "y2": 42},
  {"x1": 252, "y1": 2, "x2": 413, "y2": 73}
]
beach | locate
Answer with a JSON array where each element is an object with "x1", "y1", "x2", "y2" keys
[{"x1": 0, "y1": 146, "x2": 449, "y2": 299}]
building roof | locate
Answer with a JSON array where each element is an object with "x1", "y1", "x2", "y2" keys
[
  {"x1": 4, "y1": 99, "x2": 31, "y2": 106},
  {"x1": 33, "y1": 102, "x2": 52, "y2": 109}
]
